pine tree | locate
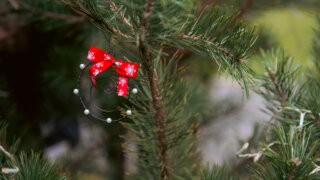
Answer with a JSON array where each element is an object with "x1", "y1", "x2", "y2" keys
[
  {"x1": 2, "y1": 0, "x2": 320, "y2": 179},
  {"x1": 236, "y1": 17, "x2": 320, "y2": 179},
  {"x1": 62, "y1": 0, "x2": 255, "y2": 179}
]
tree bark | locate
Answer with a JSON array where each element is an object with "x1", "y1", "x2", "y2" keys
[{"x1": 138, "y1": 1, "x2": 169, "y2": 179}]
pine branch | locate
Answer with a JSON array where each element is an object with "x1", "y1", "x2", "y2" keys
[
  {"x1": 8, "y1": 0, "x2": 86, "y2": 23},
  {"x1": 250, "y1": 127, "x2": 319, "y2": 179},
  {"x1": 182, "y1": 35, "x2": 245, "y2": 63},
  {"x1": 21, "y1": 1, "x2": 87, "y2": 23},
  {"x1": 288, "y1": 158, "x2": 301, "y2": 180},
  {"x1": 59, "y1": 0, "x2": 256, "y2": 178},
  {"x1": 105, "y1": 0, "x2": 134, "y2": 32},
  {"x1": 266, "y1": 67, "x2": 287, "y2": 105},
  {"x1": 65, "y1": 0, "x2": 132, "y2": 39},
  {"x1": 0, "y1": 122, "x2": 67, "y2": 180},
  {"x1": 138, "y1": 1, "x2": 169, "y2": 179},
  {"x1": 259, "y1": 52, "x2": 297, "y2": 120}
]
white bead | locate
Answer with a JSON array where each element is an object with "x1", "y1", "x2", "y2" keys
[
  {"x1": 126, "y1": 110, "x2": 132, "y2": 115},
  {"x1": 80, "y1": 64, "x2": 86, "y2": 69},
  {"x1": 84, "y1": 109, "x2": 90, "y2": 115},
  {"x1": 132, "y1": 88, "x2": 138, "y2": 94},
  {"x1": 73, "y1": 88, "x2": 79, "y2": 95},
  {"x1": 106, "y1": 118, "x2": 112, "y2": 123}
]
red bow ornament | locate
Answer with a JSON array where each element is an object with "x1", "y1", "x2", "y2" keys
[{"x1": 87, "y1": 46, "x2": 139, "y2": 96}]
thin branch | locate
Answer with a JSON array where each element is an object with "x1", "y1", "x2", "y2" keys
[
  {"x1": 111, "y1": 27, "x2": 132, "y2": 39},
  {"x1": 105, "y1": 0, "x2": 134, "y2": 32},
  {"x1": 231, "y1": 0, "x2": 255, "y2": 26},
  {"x1": 167, "y1": 0, "x2": 218, "y2": 59},
  {"x1": 36, "y1": 1, "x2": 131, "y2": 39},
  {"x1": 196, "y1": 0, "x2": 217, "y2": 17},
  {"x1": 237, "y1": 141, "x2": 279, "y2": 162},
  {"x1": 182, "y1": 35, "x2": 245, "y2": 63},
  {"x1": 310, "y1": 162, "x2": 320, "y2": 175},
  {"x1": 309, "y1": 115, "x2": 320, "y2": 128},
  {"x1": 265, "y1": 68, "x2": 295, "y2": 120},
  {"x1": 283, "y1": 107, "x2": 311, "y2": 129},
  {"x1": 66, "y1": 0, "x2": 132, "y2": 39},
  {"x1": 266, "y1": 67, "x2": 287, "y2": 105},
  {"x1": 8, "y1": 0, "x2": 87, "y2": 23},
  {"x1": 140, "y1": 0, "x2": 152, "y2": 32}
]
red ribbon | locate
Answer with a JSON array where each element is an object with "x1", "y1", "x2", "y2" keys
[{"x1": 87, "y1": 46, "x2": 139, "y2": 96}]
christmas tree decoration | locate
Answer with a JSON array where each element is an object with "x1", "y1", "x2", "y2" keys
[
  {"x1": 126, "y1": 110, "x2": 132, "y2": 115},
  {"x1": 74, "y1": 46, "x2": 138, "y2": 123},
  {"x1": 87, "y1": 46, "x2": 139, "y2": 96},
  {"x1": 83, "y1": 109, "x2": 90, "y2": 115},
  {"x1": 79, "y1": 64, "x2": 86, "y2": 70},
  {"x1": 73, "y1": 88, "x2": 79, "y2": 95},
  {"x1": 106, "y1": 118, "x2": 112, "y2": 123},
  {"x1": 132, "y1": 88, "x2": 138, "y2": 94}
]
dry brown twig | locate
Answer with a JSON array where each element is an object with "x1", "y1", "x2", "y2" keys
[{"x1": 0, "y1": 145, "x2": 19, "y2": 178}]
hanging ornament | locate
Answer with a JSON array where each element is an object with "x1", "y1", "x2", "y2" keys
[
  {"x1": 74, "y1": 46, "x2": 139, "y2": 123},
  {"x1": 87, "y1": 46, "x2": 139, "y2": 96}
]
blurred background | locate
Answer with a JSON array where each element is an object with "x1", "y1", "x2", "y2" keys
[{"x1": 0, "y1": 0, "x2": 319, "y2": 179}]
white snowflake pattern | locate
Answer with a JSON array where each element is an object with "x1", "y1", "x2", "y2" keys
[
  {"x1": 92, "y1": 69, "x2": 100, "y2": 76},
  {"x1": 87, "y1": 51, "x2": 95, "y2": 60},
  {"x1": 118, "y1": 89, "x2": 125, "y2": 96},
  {"x1": 125, "y1": 65, "x2": 136, "y2": 76},
  {"x1": 115, "y1": 61, "x2": 123, "y2": 67},
  {"x1": 96, "y1": 62, "x2": 104, "y2": 68},
  {"x1": 104, "y1": 54, "x2": 112, "y2": 61},
  {"x1": 118, "y1": 77, "x2": 127, "y2": 86}
]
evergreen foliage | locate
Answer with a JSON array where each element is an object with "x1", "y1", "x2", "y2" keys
[
  {"x1": 250, "y1": 127, "x2": 319, "y2": 179},
  {"x1": 64, "y1": 0, "x2": 256, "y2": 92},
  {"x1": 122, "y1": 55, "x2": 202, "y2": 179},
  {"x1": 63, "y1": 1, "x2": 257, "y2": 180},
  {"x1": 1, "y1": 0, "x2": 320, "y2": 179},
  {"x1": 200, "y1": 164, "x2": 237, "y2": 180},
  {"x1": 0, "y1": 122, "x2": 67, "y2": 180},
  {"x1": 61, "y1": 0, "x2": 256, "y2": 179},
  {"x1": 15, "y1": 152, "x2": 68, "y2": 180},
  {"x1": 242, "y1": 18, "x2": 320, "y2": 178}
]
